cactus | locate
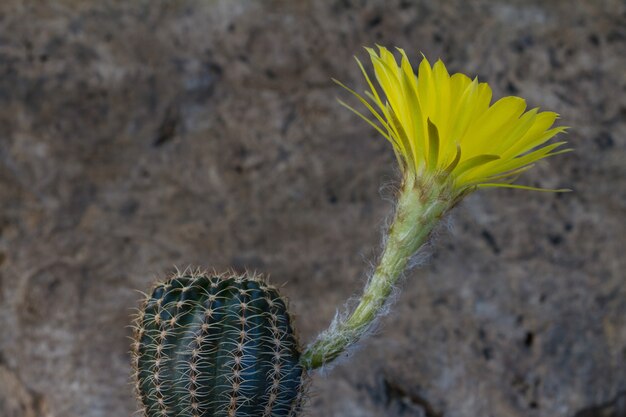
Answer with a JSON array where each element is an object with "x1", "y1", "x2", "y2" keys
[
  {"x1": 131, "y1": 270, "x2": 305, "y2": 417},
  {"x1": 131, "y1": 46, "x2": 570, "y2": 415}
]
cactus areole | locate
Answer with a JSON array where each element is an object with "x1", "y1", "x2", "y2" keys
[{"x1": 132, "y1": 272, "x2": 305, "y2": 417}]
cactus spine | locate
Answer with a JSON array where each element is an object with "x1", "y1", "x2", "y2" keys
[{"x1": 132, "y1": 270, "x2": 305, "y2": 417}]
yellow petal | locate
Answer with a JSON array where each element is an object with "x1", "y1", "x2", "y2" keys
[{"x1": 461, "y1": 96, "x2": 527, "y2": 158}]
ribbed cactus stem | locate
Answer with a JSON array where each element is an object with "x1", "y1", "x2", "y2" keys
[
  {"x1": 132, "y1": 270, "x2": 306, "y2": 417},
  {"x1": 301, "y1": 174, "x2": 458, "y2": 369}
]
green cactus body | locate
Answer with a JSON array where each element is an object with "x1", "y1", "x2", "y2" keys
[{"x1": 132, "y1": 271, "x2": 305, "y2": 417}]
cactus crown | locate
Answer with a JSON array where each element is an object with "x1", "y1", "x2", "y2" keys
[{"x1": 131, "y1": 269, "x2": 305, "y2": 417}]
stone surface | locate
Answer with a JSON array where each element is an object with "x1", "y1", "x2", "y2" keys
[{"x1": 0, "y1": 1, "x2": 624, "y2": 416}]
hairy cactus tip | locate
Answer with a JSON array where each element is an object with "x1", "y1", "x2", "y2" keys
[
  {"x1": 300, "y1": 45, "x2": 570, "y2": 369},
  {"x1": 131, "y1": 268, "x2": 305, "y2": 417}
]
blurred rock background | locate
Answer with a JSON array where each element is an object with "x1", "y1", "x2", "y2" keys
[{"x1": 0, "y1": 0, "x2": 624, "y2": 416}]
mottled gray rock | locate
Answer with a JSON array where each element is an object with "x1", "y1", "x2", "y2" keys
[
  {"x1": 0, "y1": 1, "x2": 624, "y2": 416},
  {"x1": 0, "y1": 363, "x2": 47, "y2": 417}
]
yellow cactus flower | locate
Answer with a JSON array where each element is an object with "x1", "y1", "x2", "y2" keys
[
  {"x1": 336, "y1": 46, "x2": 570, "y2": 194},
  {"x1": 301, "y1": 47, "x2": 572, "y2": 370}
]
